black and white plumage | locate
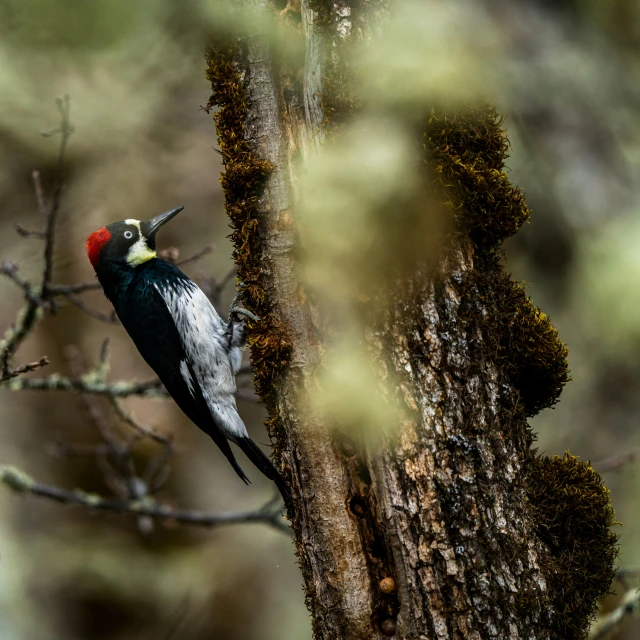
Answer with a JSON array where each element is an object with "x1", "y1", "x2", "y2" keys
[{"x1": 86, "y1": 207, "x2": 291, "y2": 506}]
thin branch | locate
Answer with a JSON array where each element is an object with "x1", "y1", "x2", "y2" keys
[
  {"x1": 65, "y1": 346, "x2": 122, "y2": 451},
  {"x1": 110, "y1": 397, "x2": 172, "y2": 445},
  {"x1": 594, "y1": 448, "x2": 640, "y2": 473},
  {"x1": 1, "y1": 352, "x2": 49, "y2": 382},
  {"x1": 47, "y1": 281, "x2": 102, "y2": 295},
  {"x1": 0, "y1": 466, "x2": 290, "y2": 534},
  {"x1": 0, "y1": 99, "x2": 72, "y2": 360},
  {"x1": 5, "y1": 373, "x2": 165, "y2": 397},
  {"x1": 175, "y1": 243, "x2": 215, "y2": 267},
  {"x1": 47, "y1": 441, "x2": 109, "y2": 458},
  {"x1": 41, "y1": 95, "x2": 73, "y2": 301},
  {"x1": 15, "y1": 224, "x2": 45, "y2": 239},
  {"x1": 199, "y1": 265, "x2": 237, "y2": 311},
  {"x1": 0, "y1": 262, "x2": 52, "y2": 309},
  {"x1": 589, "y1": 586, "x2": 640, "y2": 639},
  {"x1": 63, "y1": 291, "x2": 119, "y2": 324},
  {"x1": 31, "y1": 169, "x2": 48, "y2": 218}
]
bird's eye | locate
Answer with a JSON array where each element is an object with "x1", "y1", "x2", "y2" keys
[{"x1": 124, "y1": 230, "x2": 134, "y2": 239}]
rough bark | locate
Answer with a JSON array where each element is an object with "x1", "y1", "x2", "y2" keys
[{"x1": 206, "y1": 2, "x2": 617, "y2": 639}]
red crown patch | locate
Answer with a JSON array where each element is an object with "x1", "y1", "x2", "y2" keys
[{"x1": 86, "y1": 227, "x2": 112, "y2": 268}]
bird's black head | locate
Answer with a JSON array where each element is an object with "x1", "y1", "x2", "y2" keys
[{"x1": 86, "y1": 206, "x2": 183, "y2": 273}]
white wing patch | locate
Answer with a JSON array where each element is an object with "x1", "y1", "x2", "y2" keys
[
  {"x1": 154, "y1": 279, "x2": 248, "y2": 440},
  {"x1": 180, "y1": 359, "x2": 195, "y2": 397}
]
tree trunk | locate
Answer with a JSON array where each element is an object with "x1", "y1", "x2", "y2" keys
[{"x1": 206, "y1": 2, "x2": 618, "y2": 639}]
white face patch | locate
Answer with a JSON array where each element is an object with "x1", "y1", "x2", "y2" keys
[
  {"x1": 126, "y1": 235, "x2": 156, "y2": 266},
  {"x1": 124, "y1": 219, "x2": 141, "y2": 228}
]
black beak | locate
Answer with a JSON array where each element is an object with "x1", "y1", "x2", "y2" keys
[{"x1": 142, "y1": 206, "x2": 184, "y2": 241}]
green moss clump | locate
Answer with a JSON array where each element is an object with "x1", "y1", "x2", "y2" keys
[
  {"x1": 485, "y1": 268, "x2": 571, "y2": 417},
  {"x1": 527, "y1": 453, "x2": 619, "y2": 640},
  {"x1": 423, "y1": 105, "x2": 530, "y2": 249},
  {"x1": 422, "y1": 103, "x2": 569, "y2": 417},
  {"x1": 205, "y1": 42, "x2": 292, "y2": 469}
]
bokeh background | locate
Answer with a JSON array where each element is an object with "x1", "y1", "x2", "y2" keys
[{"x1": 0, "y1": 0, "x2": 639, "y2": 638}]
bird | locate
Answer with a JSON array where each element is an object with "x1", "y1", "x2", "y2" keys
[{"x1": 85, "y1": 206, "x2": 291, "y2": 507}]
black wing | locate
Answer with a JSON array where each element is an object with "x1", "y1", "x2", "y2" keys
[{"x1": 114, "y1": 275, "x2": 250, "y2": 484}]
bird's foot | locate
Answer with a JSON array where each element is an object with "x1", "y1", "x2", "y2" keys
[
  {"x1": 229, "y1": 280, "x2": 247, "y2": 310},
  {"x1": 229, "y1": 282, "x2": 259, "y2": 323},
  {"x1": 229, "y1": 306, "x2": 260, "y2": 323}
]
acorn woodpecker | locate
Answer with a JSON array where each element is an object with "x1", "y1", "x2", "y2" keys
[{"x1": 86, "y1": 206, "x2": 290, "y2": 506}]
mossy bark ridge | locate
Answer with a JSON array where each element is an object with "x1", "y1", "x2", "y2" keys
[{"x1": 206, "y1": 2, "x2": 617, "y2": 639}]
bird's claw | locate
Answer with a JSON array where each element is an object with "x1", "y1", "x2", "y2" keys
[
  {"x1": 229, "y1": 282, "x2": 259, "y2": 323},
  {"x1": 230, "y1": 306, "x2": 260, "y2": 323}
]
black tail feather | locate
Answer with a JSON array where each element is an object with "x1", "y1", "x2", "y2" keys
[
  {"x1": 236, "y1": 437, "x2": 292, "y2": 508},
  {"x1": 215, "y1": 436, "x2": 251, "y2": 485}
]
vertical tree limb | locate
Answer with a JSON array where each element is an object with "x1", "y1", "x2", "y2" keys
[{"x1": 205, "y1": 2, "x2": 617, "y2": 638}]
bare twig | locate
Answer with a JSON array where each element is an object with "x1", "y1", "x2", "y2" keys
[
  {"x1": 47, "y1": 281, "x2": 102, "y2": 295},
  {"x1": 0, "y1": 261, "x2": 52, "y2": 309},
  {"x1": 0, "y1": 466, "x2": 290, "y2": 534},
  {"x1": 47, "y1": 442, "x2": 109, "y2": 458},
  {"x1": 175, "y1": 243, "x2": 215, "y2": 267},
  {"x1": 6, "y1": 373, "x2": 165, "y2": 397},
  {"x1": 589, "y1": 586, "x2": 640, "y2": 639},
  {"x1": 199, "y1": 265, "x2": 237, "y2": 311},
  {"x1": 41, "y1": 95, "x2": 73, "y2": 302},
  {"x1": 110, "y1": 397, "x2": 172, "y2": 445},
  {"x1": 614, "y1": 566, "x2": 640, "y2": 591},
  {"x1": 594, "y1": 448, "x2": 640, "y2": 473},
  {"x1": 63, "y1": 291, "x2": 119, "y2": 324},
  {"x1": 0, "y1": 99, "x2": 72, "y2": 363},
  {"x1": 15, "y1": 224, "x2": 45, "y2": 239},
  {"x1": 65, "y1": 346, "x2": 121, "y2": 449},
  {"x1": 1, "y1": 352, "x2": 49, "y2": 382},
  {"x1": 31, "y1": 169, "x2": 48, "y2": 218}
]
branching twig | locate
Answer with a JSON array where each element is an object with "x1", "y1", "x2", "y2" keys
[
  {"x1": 0, "y1": 466, "x2": 289, "y2": 534},
  {"x1": 589, "y1": 586, "x2": 640, "y2": 639},
  {"x1": 0, "y1": 99, "x2": 72, "y2": 361},
  {"x1": 1, "y1": 352, "x2": 49, "y2": 382},
  {"x1": 6, "y1": 373, "x2": 165, "y2": 397}
]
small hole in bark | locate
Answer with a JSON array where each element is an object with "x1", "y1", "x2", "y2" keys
[
  {"x1": 381, "y1": 618, "x2": 397, "y2": 636},
  {"x1": 348, "y1": 495, "x2": 367, "y2": 518},
  {"x1": 356, "y1": 461, "x2": 372, "y2": 486},
  {"x1": 370, "y1": 537, "x2": 385, "y2": 559},
  {"x1": 274, "y1": 0, "x2": 287, "y2": 9}
]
